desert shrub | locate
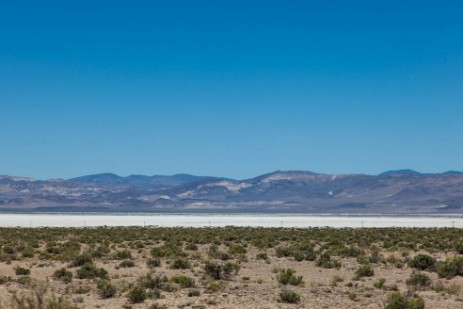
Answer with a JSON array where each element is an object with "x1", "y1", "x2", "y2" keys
[
  {"x1": 316, "y1": 252, "x2": 341, "y2": 269},
  {"x1": 171, "y1": 258, "x2": 190, "y2": 269},
  {"x1": 341, "y1": 245, "x2": 364, "y2": 257},
  {"x1": 185, "y1": 243, "x2": 198, "y2": 251},
  {"x1": 147, "y1": 258, "x2": 161, "y2": 268},
  {"x1": 277, "y1": 268, "x2": 303, "y2": 286},
  {"x1": 436, "y1": 257, "x2": 463, "y2": 279},
  {"x1": 408, "y1": 254, "x2": 435, "y2": 271},
  {"x1": 12, "y1": 293, "x2": 80, "y2": 309},
  {"x1": 150, "y1": 245, "x2": 186, "y2": 258},
  {"x1": 139, "y1": 274, "x2": 167, "y2": 290},
  {"x1": 204, "y1": 261, "x2": 240, "y2": 280},
  {"x1": 208, "y1": 245, "x2": 229, "y2": 260},
  {"x1": 96, "y1": 280, "x2": 116, "y2": 298},
  {"x1": 76, "y1": 263, "x2": 108, "y2": 280},
  {"x1": 16, "y1": 276, "x2": 32, "y2": 285},
  {"x1": 91, "y1": 244, "x2": 111, "y2": 258},
  {"x1": 127, "y1": 286, "x2": 146, "y2": 303},
  {"x1": 3, "y1": 245, "x2": 16, "y2": 255},
  {"x1": 204, "y1": 261, "x2": 224, "y2": 280},
  {"x1": 406, "y1": 272, "x2": 431, "y2": 290},
  {"x1": 384, "y1": 292, "x2": 425, "y2": 309},
  {"x1": 374, "y1": 278, "x2": 386, "y2": 289},
  {"x1": 279, "y1": 289, "x2": 300, "y2": 303},
  {"x1": 433, "y1": 280, "x2": 461, "y2": 294},
  {"x1": 170, "y1": 275, "x2": 195, "y2": 288},
  {"x1": 15, "y1": 266, "x2": 30, "y2": 275},
  {"x1": 119, "y1": 259, "x2": 135, "y2": 268},
  {"x1": 160, "y1": 282, "x2": 177, "y2": 292},
  {"x1": 147, "y1": 288, "x2": 162, "y2": 299},
  {"x1": 113, "y1": 249, "x2": 132, "y2": 260},
  {"x1": 275, "y1": 246, "x2": 292, "y2": 257},
  {"x1": 53, "y1": 268, "x2": 73, "y2": 283},
  {"x1": 347, "y1": 291, "x2": 357, "y2": 300},
  {"x1": 70, "y1": 253, "x2": 93, "y2": 267},
  {"x1": 256, "y1": 252, "x2": 268, "y2": 260},
  {"x1": 355, "y1": 264, "x2": 374, "y2": 278},
  {"x1": 455, "y1": 242, "x2": 463, "y2": 254},
  {"x1": 21, "y1": 247, "x2": 35, "y2": 258},
  {"x1": 330, "y1": 275, "x2": 344, "y2": 287},
  {"x1": 228, "y1": 244, "x2": 247, "y2": 255},
  {"x1": 369, "y1": 251, "x2": 383, "y2": 263},
  {"x1": 188, "y1": 289, "x2": 201, "y2": 297},
  {"x1": 74, "y1": 285, "x2": 91, "y2": 294},
  {"x1": 0, "y1": 275, "x2": 12, "y2": 284}
]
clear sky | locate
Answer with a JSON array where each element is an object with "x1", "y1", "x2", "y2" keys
[{"x1": 1, "y1": 1, "x2": 462, "y2": 180}]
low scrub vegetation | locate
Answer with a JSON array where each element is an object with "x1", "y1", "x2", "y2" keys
[{"x1": 0, "y1": 226, "x2": 462, "y2": 308}]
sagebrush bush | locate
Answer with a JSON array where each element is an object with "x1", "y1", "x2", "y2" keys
[
  {"x1": 15, "y1": 266, "x2": 30, "y2": 276},
  {"x1": 127, "y1": 286, "x2": 146, "y2": 303},
  {"x1": 96, "y1": 280, "x2": 117, "y2": 298},
  {"x1": 408, "y1": 254, "x2": 435, "y2": 271},
  {"x1": 76, "y1": 263, "x2": 108, "y2": 280},
  {"x1": 355, "y1": 264, "x2": 374, "y2": 278},
  {"x1": 277, "y1": 268, "x2": 303, "y2": 286},
  {"x1": 406, "y1": 272, "x2": 431, "y2": 290},
  {"x1": 53, "y1": 268, "x2": 73, "y2": 283},
  {"x1": 384, "y1": 292, "x2": 425, "y2": 309},
  {"x1": 279, "y1": 289, "x2": 300, "y2": 303}
]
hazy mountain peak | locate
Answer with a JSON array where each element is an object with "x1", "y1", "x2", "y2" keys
[
  {"x1": 379, "y1": 169, "x2": 422, "y2": 176},
  {"x1": 0, "y1": 175, "x2": 37, "y2": 182},
  {"x1": 443, "y1": 170, "x2": 463, "y2": 175}
]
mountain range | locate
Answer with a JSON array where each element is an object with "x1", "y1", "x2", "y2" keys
[{"x1": 1, "y1": 170, "x2": 463, "y2": 214}]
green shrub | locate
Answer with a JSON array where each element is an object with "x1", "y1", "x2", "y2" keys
[
  {"x1": 147, "y1": 258, "x2": 161, "y2": 268},
  {"x1": 204, "y1": 261, "x2": 240, "y2": 280},
  {"x1": 76, "y1": 263, "x2": 108, "y2": 280},
  {"x1": 228, "y1": 244, "x2": 247, "y2": 255},
  {"x1": 275, "y1": 246, "x2": 292, "y2": 257},
  {"x1": 21, "y1": 247, "x2": 35, "y2": 258},
  {"x1": 188, "y1": 289, "x2": 201, "y2": 297},
  {"x1": 139, "y1": 274, "x2": 167, "y2": 290},
  {"x1": 171, "y1": 258, "x2": 190, "y2": 269},
  {"x1": 96, "y1": 280, "x2": 117, "y2": 298},
  {"x1": 0, "y1": 275, "x2": 12, "y2": 284},
  {"x1": 279, "y1": 289, "x2": 300, "y2": 303},
  {"x1": 70, "y1": 254, "x2": 93, "y2": 267},
  {"x1": 436, "y1": 257, "x2": 463, "y2": 279},
  {"x1": 208, "y1": 245, "x2": 229, "y2": 260},
  {"x1": 170, "y1": 275, "x2": 195, "y2": 288},
  {"x1": 15, "y1": 266, "x2": 30, "y2": 275},
  {"x1": 127, "y1": 286, "x2": 146, "y2": 303},
  {"x1": 119, "y1": 259, "x2": 135, "y2": 268},
  {"x1": 16, "y1": 276, "x2": 32, "y2": 285},
  {"x1": 113, "y1": 249, "x2": 132, "y2": 260},
  {"x1": 408, "y1": 254, "x2": 435, "y2": 271},
  {"x1": 355, "y1": 264, "x2": 374, "y2": 278},
  {"x1": 185, "y1": 243, "x2": 198, "y2": 251},
  {"x1": 277, "y1": 268, "x2": 303, "y2": 286},
  {"x1": 256, "y1": 252, "x2": 268, "y2": 260},
  {"x1": 53, "y1": 268, "x2": 73, "y2": 283},
  {"x1": 406, "y1": 272, "x2": 431, "y2": 290},
  {"x1": 316, "y1": 252, "x2": 341, "y2": 269},
  {"x1": 373, "y1": 278, "x2": 386, "y2": 289},
  {"x1": 74, "y1": 285, "x2": 91, "y2": 294},
  {"x1": 384, "y1": 292, "x2": 425, "y2": 309}
]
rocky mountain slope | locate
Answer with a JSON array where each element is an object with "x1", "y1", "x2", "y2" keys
[{"x1": 1, "y1": 170, "x2": 463, "y2": 214}]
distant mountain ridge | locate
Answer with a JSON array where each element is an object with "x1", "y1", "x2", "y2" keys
[
  {"x1": 1, "y1": 170, "x2": 463, "y2": 214},
  {"x1": 69, "y1": 173, "x2": 213, "y2": 189}
]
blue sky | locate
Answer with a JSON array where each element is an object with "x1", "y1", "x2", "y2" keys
[{"x1": 1, "y1": 1, "x2": 462, "y2": 179}]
